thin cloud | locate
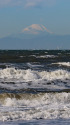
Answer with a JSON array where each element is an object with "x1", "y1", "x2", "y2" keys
[
  {"x1": 0, "y1": 0, "x2": 23, "y2": 7},
  {"x1": 0, "y1": 0, "x2": 11, "y2": 6},
  {"x1": 0, "y1": 0, "x2": 56, "y2": 8},
  {"x1": 25, "y1": 0, "x2": 42, "y2": 8},
  {"x1": 25, "y1": 0, "x2": 56, "y2": 8}
]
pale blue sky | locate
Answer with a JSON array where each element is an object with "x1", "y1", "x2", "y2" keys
[{"x1": 0, "y1": 0, "x2": 70, "y2": 38}]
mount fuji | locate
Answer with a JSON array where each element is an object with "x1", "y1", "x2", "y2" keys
[{"x1": 0, "y1": 24, "x2": 70, "y2": 49}]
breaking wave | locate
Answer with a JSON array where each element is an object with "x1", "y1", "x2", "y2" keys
[
  {"x1": 0, "y1": 68, "x2": 70, "y2": 90},
  {"x1": 0, "y1": 92, "x2": 70, "y2": 121},
  {"x1": 53, "y1": 62, "x2": 70, "y2": 67},
  {"x1": 0, "y1": 67, "x2": 69, "y2": 81}
]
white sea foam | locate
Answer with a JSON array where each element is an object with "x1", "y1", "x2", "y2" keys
[
  {"x1": 0, "y1": 92, "x2": 70, "y2": 121},
  {"x1": 0, "y1": 68, "x2": 70, "y2": 90},
  {"x1": 36, "y1": 55, "x2": 56, "y2": 58},
  {"x1": 0, "y1": 68, "x2": 69, "y2": 80},
  {"x1": 52, "y1": 62, "x2": 70, "y2": 66}
]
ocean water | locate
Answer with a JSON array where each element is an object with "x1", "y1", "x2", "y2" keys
[{"x1": 0, "y1": 50, "x2": 70, "y2": 124}]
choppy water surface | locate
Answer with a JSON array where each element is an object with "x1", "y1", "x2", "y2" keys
[{"x1": 0, "y1": 50, "x2": 70, "y2": 124}]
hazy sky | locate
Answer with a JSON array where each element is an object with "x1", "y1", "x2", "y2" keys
[{"x1": 0, "y1": 0, "x2": 70, "y2": 38}]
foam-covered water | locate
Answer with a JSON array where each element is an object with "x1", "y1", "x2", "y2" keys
[
  {"x1": 1, "y1": 92, "x2": 70, "y2": 121},
  {"x1": 0, "y1": 68, "x2": 70, "y2": 91},
  {"x1": 0, "y1": 50, "x2": 70, "y2": 124}
]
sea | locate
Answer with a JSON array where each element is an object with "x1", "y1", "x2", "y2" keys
[{"x1": 0, "y1": 50, "x2": 70, "y2": 125}]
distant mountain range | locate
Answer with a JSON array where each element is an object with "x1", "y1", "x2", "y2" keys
[{"x1": 0, "y1": 24, "x2": 70, "y2": 49}]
